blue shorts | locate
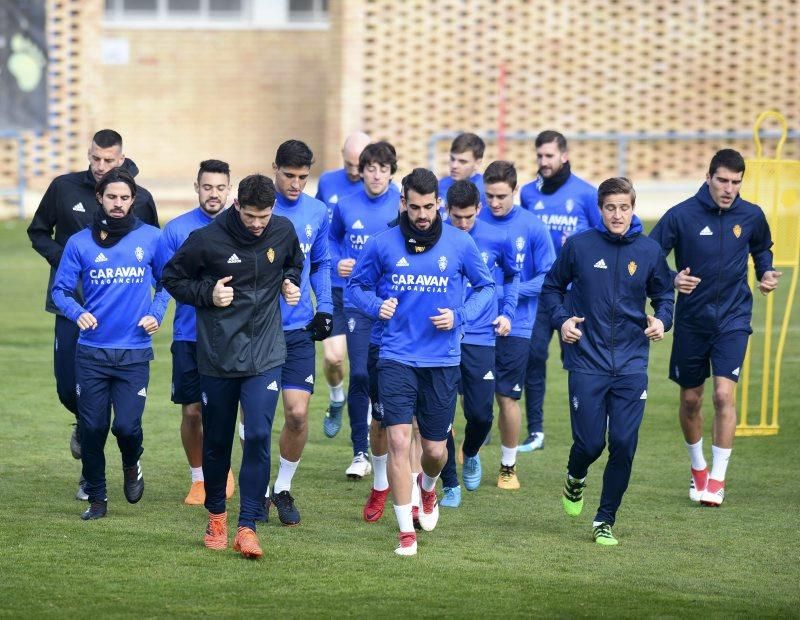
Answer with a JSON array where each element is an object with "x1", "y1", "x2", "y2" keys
[
  {"x1": 495, "y1": 335, "x2": 530, "y2": 399},
  {"x1": 171, "y1": 340, "x2": 201, "y2": 405},
  {"x1": 669, "y1": 327, "x2": 750, "y2": 388},
  {"x1": 282, "y1": 329, "x2": 316, "y2": 392},
  {"x1": 377, "y1": 359, "x2": 459, "y2": 441},
  {"x1": 331, "y1": 287, "x2": 346, "y2": 337},
  {"x1": 368, "y1": 343, "x2": 382, "y2": 421},
  {"x1": 459, "y1": 343, "x2": 496, "y2": 417}
]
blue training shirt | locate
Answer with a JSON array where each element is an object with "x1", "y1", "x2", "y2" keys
[
  {"x1": 347, "y1": 223, "x2": 495, "y2": 367},
  {"x1": 448, "y1": 218, "x2": 520, "y2": 346},
  {"x1": 154, "y1": 206, "x2": 215, "y2": 342},
  {"x1": 478, "y1": 205, "x2": 556, "y2": 338},
  {"x1": 315, "y1": 168, "x2": 363, "y2": 289},
  {"x1": 274, "y1": 192, "x2": 333, "y2": 330},
  {"x1": 329, "y1": 185, "x2": 401, "y2": 308},
  {"x1": 520, "y1": 173, "x2": 600, "y2": 255},
  {"x1": 52, "y1": 221, "x2": 169, "y2": 350}
]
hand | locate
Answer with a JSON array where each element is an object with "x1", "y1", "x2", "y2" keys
[
  {"x1": 338, "y1": 258, "x2": 356, "y2": 278},
  {"x1": 644, "y1": 315, "x2": 664, "y2": 341},
  {"x1": 429, "y1": 307, "x2": 455, "y2": 331},
  {"x1": 212, "y1": 276, "x2": 234, "y2": 307},
  {"x1": 560, "y1": 316, "x2": 584, "y2": 344},
  {"x1": 758, "y1": 270, "x2": 782, "y2": 295},
  {"x1": 674, "y1": 267, "x2": 701, "y2": 294},
  {"x1": 77, "y1": 312, "x2": 98, "y2": 331},
  {"x1": 282, "y1": 279, "x2": 301, "y2": 306},
  {"x1": 493, "y1": 315, "x2": 511, "y2": 337},
  {"x1": 138, "y1": 315, "x2": 160, "y2": 335},
  {"x1": 379, "y1": 297, "x2": 398, "y2": 320},
  {"x1": 305, "y1": 312, "x2": 333, "y2": 341}
]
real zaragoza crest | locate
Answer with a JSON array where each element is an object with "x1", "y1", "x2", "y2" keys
[
  {"x1": 135, "y1": 246, "x2": 144, "y2": 262},
  {"x1": 733, "y1": 224, "x2": 742, "y2": 238},
  {"x1": 267, "y1": 248, "x2": 275, "y2": 263},
  {"x1": 628, "y1": 261, "x2": 637, "y2": 276},
  {"x1": 438, "y1": 255, "x2": 448, "y2": 272}
]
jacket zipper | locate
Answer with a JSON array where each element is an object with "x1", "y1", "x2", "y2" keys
[
  {"x1": 714, "y1": 209, "x2": 723, "y2": 323},
  {"x1": 251, "y1": 247, "x2": 259, "y2": 374},
  {"x1": 610, "y1": 243, "x2": 620, "y2": 376}
]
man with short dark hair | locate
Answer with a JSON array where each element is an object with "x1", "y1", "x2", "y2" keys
[
  {"x1": 438, "y1": 132, "x2": 486, "y2": 208},
  {"x1": 27, "y1": 129, "x2": 158, "y2": 500},
  {"x1": 649, "y1": 149, "x2": 780, "y2": 507},
  {"x1": 438, "y1": 180, "x2": 519, "y2": 507},
  {"x1": 543, "y1": 176, "x2": 674, "y2": 545},
  {"x1": 330, "y1": 141, "x2": 402, "y2": 479},
  {"x1": 162, "y1": 174, "x2": 304, "y2": 559},
  {"x1": 259, "y1": 139, "x2": 332, "y2": 526},
  {"x1": 155, "y1": 159, "x2": 234, "y2": 505},
  {"x1": 478, "y1": 161, "x2": 555, "y2": 490},
  {"x1": 52, "y1": 167, "x2": 168, "y2": 520},
  {"x1": 348, "y1": 167, "x2": 495, "y2": 556},
  {"x1": 315, "y1": 132, "x2": 372, "y2": 439},
  {"x1": 519, "y1": 130, "x2": 599, "y2": 454}
]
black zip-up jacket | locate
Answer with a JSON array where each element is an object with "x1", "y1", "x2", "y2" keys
[
  {"x1": 26, "y1": 159, "x2": 159, "y2": 314},
  {"x1": 161, "y1": 207, "x2": 304, "y2": 378}
]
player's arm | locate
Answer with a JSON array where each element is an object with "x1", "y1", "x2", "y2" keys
[
  {"x1": 541, "y1": 239, "x2": 575, "y2": 331},
  {"x1": 281, "y1": 229, "x2": 305, "y2": 306},
  {"x1": 499, "y1": 237, "x2": 520, "y2": 321},
  {"x1": 26, "y1": 181, "x2": 64, "y2": 267},
  {"x1": 134, "y1": 188, "x2": 160, "y2": 228},
  {"x1": 645, "y1": 250, "x2": 675, "y2": 336},
  {"x1": 161, "y1": 231, "x2": 218, "y2": 307},
  {"x1": 648, "y1": 210, "x2": 681, "y2": 284},
  {"x1": 750, "y1": 210, "x2": 780, "y2": 294},
  {"x1": 347, "y1": 237, "x2": 385, "y2": 319},
  {"x1": 455, "y1": 237, "x2": 496, "y2": 328},
  {"x1": 309, "y1": 214, "x2": 333, "y2": 314},
  {"x1": 51, "y1": 238, "x2": 90, "y2": 324},
  {"x1": 517, "y1": 224, "x2": 556, "y2": 299}
]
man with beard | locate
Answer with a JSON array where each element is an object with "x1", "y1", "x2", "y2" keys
[
  {"x1": 348, "y1": 167, "x2": 495, "y2": 556},
  {"x1": 27, "y1": 129, "x2": 158, "y2": 500},
  {"x1": 155, "y1": 159, "x2": 235, "y2": 505},
  {"x1": 519, "y1": 130, "x2": 598, "y2": 454}
]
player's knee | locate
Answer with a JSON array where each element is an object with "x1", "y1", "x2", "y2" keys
[
  {"x1": 577, "y1": 437, "x2": 606, "y2": 461},
  {"x1": 712, "y1": 386, "x2": 735, "y2": 411},
  {"x1": 425, "y1": 441, "x2": 447, "y2": 463},
  {"x1": 111, "y1": 420, "x2": 140, "y2": 439},
  {"x1": 81, "y1": 417, "x2": 109, "y2": 437},
  {"x1": 242, "y1": 424, "x2": 269, "y2": 444},
  {"x1": 324, "y1": 351, "x2": 344, "y2": 369},
  {"x1": 283, "y1": 406, "x2": 308, "y2": 433},
  {"x1": 680, "y1": 390, "x2": 703, "y2": 414},
  {"x1": 182, "y1": 403, "x2": 202, "y2": 424}
]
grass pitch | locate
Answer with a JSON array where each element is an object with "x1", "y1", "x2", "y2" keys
[{"x1": 0, "y1": 218, "x2": 798, "y2": 617}]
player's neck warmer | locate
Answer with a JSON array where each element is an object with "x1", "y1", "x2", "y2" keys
[
  {"x1": 223, "y1": 205, "x2": 272, "y2": 246},
  {"x1": 539, "y1": 161, "x2": 571, "y2": 195},
  {"x1": 92, "y1": 207, "x2": 136, "y2": 248},
  {"x1": 399, "y1": 210, "x2": 442, "y2": 254}
]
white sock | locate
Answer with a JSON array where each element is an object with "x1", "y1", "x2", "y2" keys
[
  {"x1": 190, "y1": 466, "x2": 203, "y2": 483},
  {"x1": 568, "y1": 473, "x2": 586, "y2": 483},
  {"x1": 501, "y1": 444, "x2": 517, "y2": 467},
  {"x1": 410, "y1": 471, "x2": 420, "y2": 507},
  {"x1": 394, "y1": 503, "x2": 414, "y2": 533},
  {"x1": 238, "y1": 422, "x2": 246, "y2": 441},
  {"x1": 421, "y1": 471, "x2": 439, "y2": 493},
  {"x1": 710, "y1": 445, "x2": 732, "y2": 481},
  {"x1": 273, "y1": 456, "x2": 299, "y2": 493},
  {"x1": 329, "y1": 381, "x2": 345, "y2": 403},
  {"x1": 372, "y1": 453, "x2": 389, "y2": 491},
  {"x1": 265, "y1": 485, "x2": 270, "y2": 499},
  {"x1": 686, "y1": 438, "x2": 707, "y2": 471}
]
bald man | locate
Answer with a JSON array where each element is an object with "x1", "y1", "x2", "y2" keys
[{"x1": 315, "y1": 132, "x2": 372, "y2": 438}]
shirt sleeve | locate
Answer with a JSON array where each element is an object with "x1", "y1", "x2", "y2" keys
[
  {"x1": 541, "y1": 239, "x2": 575, "y2": 331},
  {"x1": 309, "y1": 213, "x2": 333, "y2": 314},
  {"x1": 26, "y1": 181, "x2": 64, "y2": 267},
  {"x1": 648, "y1": 210, "x2": 679, "y2": 282},
  {"x1": 517, "y1": 223, "x2": 556, "y2": 299},
  {"x1": 583, "y1": 187, "x2": 602, "y2": 228},
  {"x1": 328, "y1": 203, "x2": 345, "y2": 271},
  {"x1": 51, "y1": 238, "x2": 88, "y2": 322},
  {"x1": 454, "y1": 236, "x2": 496, "y2": 329},
  {"x1": 282, "y1": 229, "x2": 305, "y2": 288},
  {"x1": 346, "y1": 237, "x2": 384, "y2": 319},
  {"x1": 499, "y1": 236, "x2": 520, "y2": 320},
  {"x1": 647, "y1": 249, "x2": 675, "y2": 332},
  {"x1": 750, "y1": 208, "x2": 775, "y2": 281}
]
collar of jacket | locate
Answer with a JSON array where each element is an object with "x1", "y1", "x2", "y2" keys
[
  {"x1": 83, "y1": 158, "x2": 141, "y2": 189},
  {"x1": 695, "y1": 182, "x2": 742, "y2": 212},
  {"x1": 595, "y1": 214, "x2": 643, "y2": 244}
]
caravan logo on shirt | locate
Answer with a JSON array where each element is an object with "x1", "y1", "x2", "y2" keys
[{"x1": 89, "y1": 265, "x2": 147, "y2": 285}]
